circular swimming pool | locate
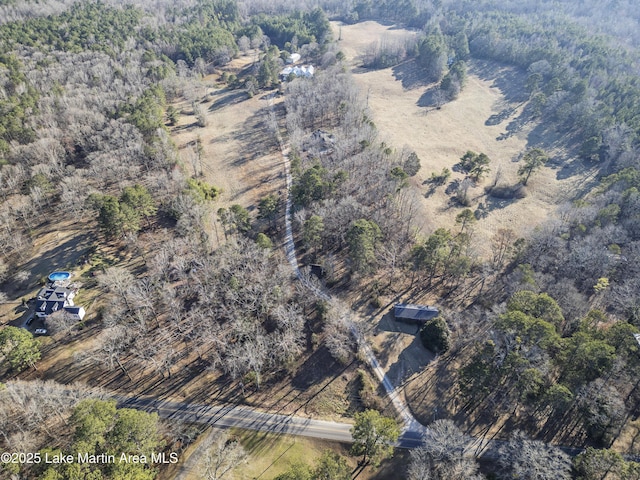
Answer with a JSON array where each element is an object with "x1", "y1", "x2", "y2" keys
[{"x1": 48, "y1": 271, "x2": 71, "y2": 282}]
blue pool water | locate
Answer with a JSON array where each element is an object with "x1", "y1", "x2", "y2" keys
[{"x1": 48, "y1": 271, "x2": 71, "y2": 282}]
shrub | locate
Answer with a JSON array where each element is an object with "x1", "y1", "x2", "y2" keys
[
  {"x1": 429, "y1": 167, "x2": 451, "y2": 185},
  {"x1": 419, "y1": 317, "x2": 451, "y2": 354},
  {"x1": 487, "y1": 183, "x2": 527, "y2": 199}
]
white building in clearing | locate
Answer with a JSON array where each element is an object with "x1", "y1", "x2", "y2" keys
[
  {"x1": 280, "y1": 65, "x2": 315, "y2": 81},
  {"x1": 286, "y1": 53, "x2": 301, "y2": 64},
  {"x1": 34, "y1": 273, "x2": 86, "y2": 321}
]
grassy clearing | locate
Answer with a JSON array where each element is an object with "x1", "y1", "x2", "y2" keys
[
  {"x1": 171, "y1": 427, "x2": 410, "y2": 480},
  {"x1": 331, "y1": 21, "x2": 596, "y2": 430},
  {"x1": 333, "y1": 20, "x2": 589, "y2": 259},
  {"x1": 235, "y1": 429, "x2": 341, "y2": 479},
  {"x1": 169, "y1": 54, "x2": 286, "y2": 249}
]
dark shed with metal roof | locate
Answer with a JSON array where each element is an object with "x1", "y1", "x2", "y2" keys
[{"x1": 394, "y1": 303, "x2": 439, "y2": 323}]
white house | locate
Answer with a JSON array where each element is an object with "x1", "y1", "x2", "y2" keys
[
  {"x1": 35, "y1": 286, "x2": 76, "y2": 318},
  {"x1": 34, "y1": 272, "x2": 85, "y2": 321},
  {"x1": 280, "y1": 65, "x2": 315, "y2": 81}
]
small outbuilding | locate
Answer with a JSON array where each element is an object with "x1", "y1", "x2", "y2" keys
[
  {"x1": 393, "y1": 303, "x2": 439, "y2": 323},
  {"x1": 286, "y1": 53, "x2": 301, "y2": 64},
  {"x1": 63, "y1": 306, "x2": 86, "y2": 321}
]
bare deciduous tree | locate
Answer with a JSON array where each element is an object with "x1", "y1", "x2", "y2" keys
[
  {"x1": 201, "y1": 430, "x2": 248, "y2": 480},
  {"x1": 97, "y1": 267, "x2": 136, "y2": 312},
  {"x1": 323, "y1": 299, "x2": 355, "y2": 364},
  {"x1": 45, "y1": 309, "x2": 78, "y2": 336},
  {"x1": 408, "y1": 419, "x2": 483, "y2": 480},
  {"x1": 497, "y1": 430, "x2": 571, "y2": 480}
]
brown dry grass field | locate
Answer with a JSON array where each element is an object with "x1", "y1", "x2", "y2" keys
[
  {"x1": 334, "y1": 21, "x2": 589, "y2": 257},
  {"x1": 170, "y1": 54, "x2": 286, "y2": 248}
]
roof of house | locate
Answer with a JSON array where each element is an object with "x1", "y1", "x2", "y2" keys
[
  {"x1": 37, "y1": 286, "x2": 75, "y2": 301},
  {"x1": 35, "y1": 286, "x2": 76, "y2": 316},
  {"x1": 36, "y1": 298, "x2": 66, "y2": 316},
  {"x1": 393, "y1": 303, "x2": 439, "y2": 321},
  {"x1": 280, "y1": 65, "x2": 315, "y2": 78}
]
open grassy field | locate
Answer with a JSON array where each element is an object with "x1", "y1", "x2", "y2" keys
[
  {"x1": 332, "y1": 20, "x2": 596, "y2": 436},
  {"x1": 162, "y1": 427, "x2": 410, "y2": 480},
  {"x1": 334, "y1": 21, "x2": 590, "y2": 258},
  {"x1": 169, "y1": 54, "x2": 286, "y2": 248}
]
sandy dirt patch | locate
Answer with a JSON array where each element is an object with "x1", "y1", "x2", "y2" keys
[{"x1": 368, "y1": 310, "x2": 435, "y2": 389}]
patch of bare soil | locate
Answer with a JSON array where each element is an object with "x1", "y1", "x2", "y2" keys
[
  {"x1": 334, "y1": 21, "x2": 589, "y2": 258},
  {"x1": 364, "y1": 309, "x2": 434, "y2": 389}
]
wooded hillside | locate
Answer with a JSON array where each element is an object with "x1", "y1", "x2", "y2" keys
[{"x1": 2, "y1": 0, "x2": 640, "y2": 478}]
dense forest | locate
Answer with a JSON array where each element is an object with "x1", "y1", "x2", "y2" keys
[{"x1": 2, "y1": 0, "x2": 640, "y2": 478}]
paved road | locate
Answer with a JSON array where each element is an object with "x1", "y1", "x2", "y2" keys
[{"x1": 116, "y1": 396, "x2": 423, "y2": 448}]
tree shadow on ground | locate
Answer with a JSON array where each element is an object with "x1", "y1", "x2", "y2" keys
[
  {"x1": 391, "y1": 60, "x2": 432, "y2": 90},
  {"x1": 291, "y1": 346, "x2": 342, "y2": 390},
  {"x1": 385, "y1": 334, "x2": 434, "y2": 389},
  {"x1": 375, "y1": 311, "x2": 419, "y2": 335},
  {"x1": 372, "y1": 313, "x2": 419, "y2": 368},
  {"x1": 480, "y1": 189, "x2": 522, "y2": 213},
  {"x1": 527, "y1": 121, "x2": 592, "y2": 178},
  {"x1": 468, "y1": 60, "x2": 529, "y2": 105},
  {"x1": 404, "y1": 352, "x2": 458, "y2": 425},
  {"x1": 208, "y1": 90, "x2": 247, "y2": 112},
  {"x1": 423, "y1": 182, "x2": 440, "y2": 198},
  {"x1": 417, "y1": 85, "x2": 442, "y2": 108},
  {"x1": 373, "y1": 310, "x2": 436, "y2": 390},
  {"x1": 496, "y1": 108, "x2": 530, "y2": 141},
  {"x1": 444, "y1": 179, "x2": 460, "y2": 195},
  {"x1": 230, "y1": 104, "x2": 280, "y2": 169},
  {"x1": 486, "y1": 105, "x2": 519, "y2": 126},
  {"x1": 19, "y1": 232, "x2": 95, "y2": 291}
]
